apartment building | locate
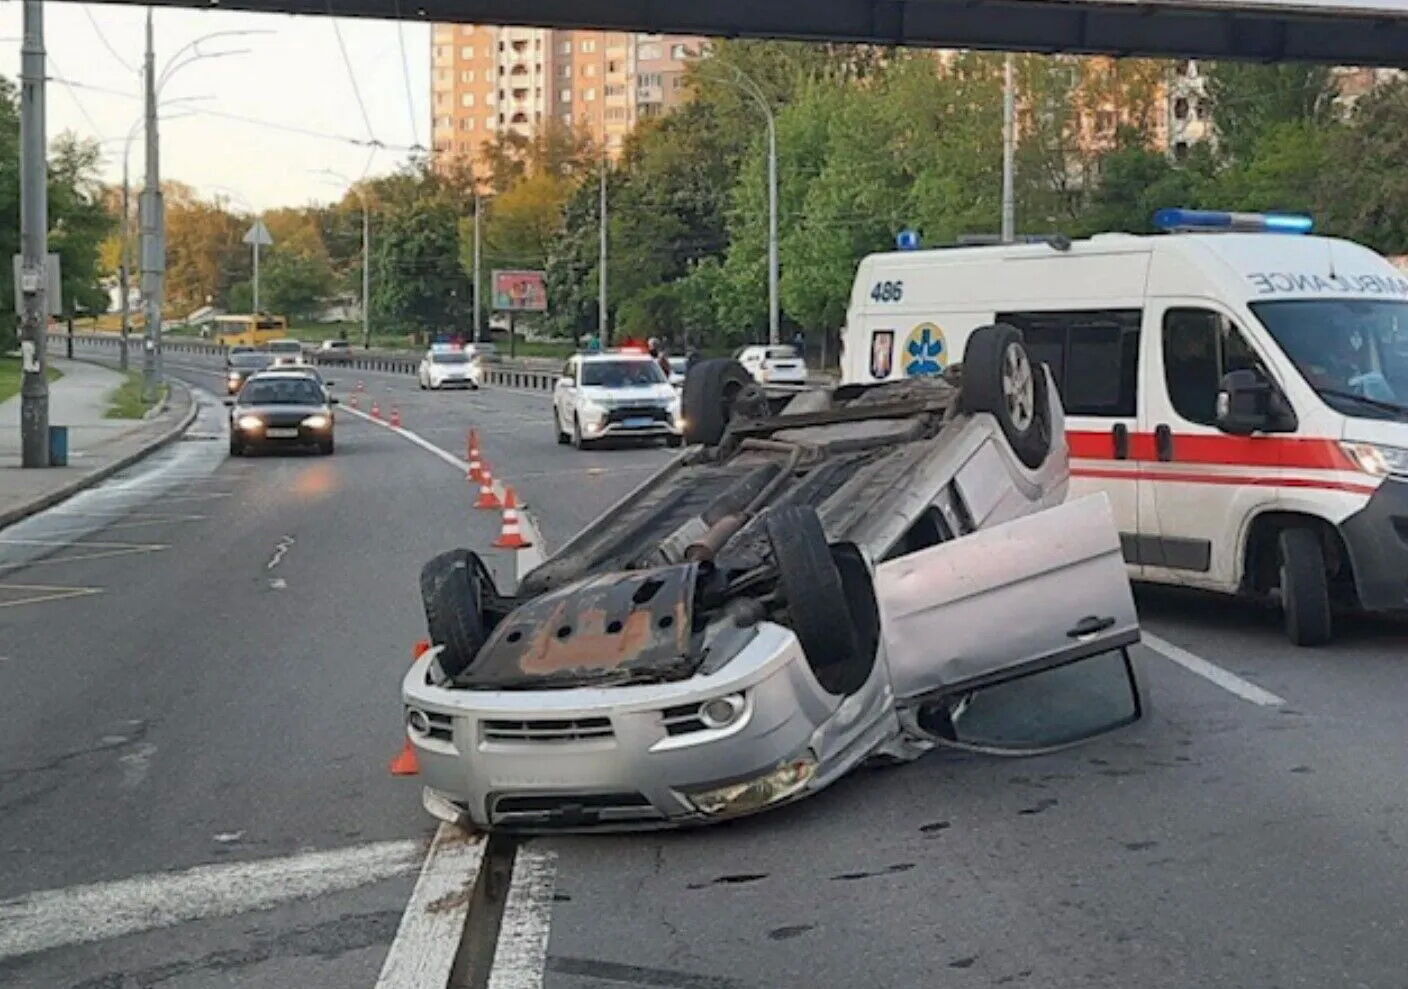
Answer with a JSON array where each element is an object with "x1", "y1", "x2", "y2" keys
[{"x1": 431, "y1": 26, "x2": 704, "y2": 175}]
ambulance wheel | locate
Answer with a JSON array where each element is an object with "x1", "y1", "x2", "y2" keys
[
  {"x1": 1278, "y1": 528, "x2": 1332, "y2": 647},
  {"x1": 766, "y1": 505, "x2": 878, "y2": 696},
  {"x1": 682, "y1": 358, "x2": 753, "y2": 447},
  {"x1": 961, "y1": 324, "x2": 1052, "y2": 470},
  {"x1": 420, "y1": 549, "x2": 493, "y2": 678}
]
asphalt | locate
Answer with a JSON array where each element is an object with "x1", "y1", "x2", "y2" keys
[{"x1": 5, "y1": 341, "x2": 1408, "y2": 988}]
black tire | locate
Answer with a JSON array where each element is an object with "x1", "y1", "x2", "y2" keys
[
  {"x1": 682, "y1": 358, "x2": 753, "y2": 447},
  {"x1": 667, "y1": 433, "x2": 684, "y2": 448},
  {"x1": 765, "y1": 505, "x2": 875, "y2": 696},
  {"x1": 571, "y1": 414, "x2": 594, "y2": 450},
  {"x1": 1279, "y1": 528, "x2": 1332, "y2": 646},
  {"x1": 554, "y1": 409, "x2": 569, "y2": 445},
  {"x1": 960, "y1": 323, "x2": 1052, "y2": 470},
  {"x1": 419, "y1": 549, "x2": 493, "y2": 678},
  {"x1": 318, "y1": 437, "x2": 335, "y2": 456},
  {"x1": 228, "y1": 436, "x2": 243, "y2": 457}
]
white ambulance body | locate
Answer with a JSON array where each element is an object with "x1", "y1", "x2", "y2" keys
[{"x1": 843, "y1": 214, "x2": 1408, "y2": 644}]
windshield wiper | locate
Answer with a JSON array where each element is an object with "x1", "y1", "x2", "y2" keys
[{"x1": 1316, "y1": 388, "x2": 1408, "y2": 419}]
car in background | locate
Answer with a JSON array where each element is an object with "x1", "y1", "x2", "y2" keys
[
  {"x1": 258, "y1": 364, "x2": 336, "y2": 400},
  {"x1": 316, "y1": 339, "x2": 352, "y2": 362},
  {"x1": 553, "y1": 351, "x2": 683, "y2": 449},
  {"x1": 737, "y1": 345, "x2": 807, "y2": 385},
  {"x1": 226, "y1": 370, "x2": 337, "y2": 456},
  {"x1": 225, "y1": 350, "x2": 275, "y2": 394},
  {"x1": 225, "y1": 345, "x2": 259, "y2": 365},
  {"x1": 267, "y1": 339, "x2": 304, "y2": 367},
  {"x1": 667, "y1": 356, "x2": 688, "y2": 390},
  {"x1": 418, "y1": 345, "x2": 479, "y2": 390}
]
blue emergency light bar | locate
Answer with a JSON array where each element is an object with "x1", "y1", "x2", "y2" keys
[{"x1": 1153, "y1": 208, "x2": 1313, "y2": 234}]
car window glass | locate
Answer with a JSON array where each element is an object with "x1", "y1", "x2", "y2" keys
[
  {"x1": 242, "y1": 379, "x2": 323, "y2": 405},
  {"x1": 998, "y1": 310, "x2": 1141, "y2": 416},
  {"x1": 1163, "y1": 308, "x2": 1261, "y2": 426}
]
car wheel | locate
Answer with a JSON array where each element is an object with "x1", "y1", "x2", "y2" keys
[
  {"x1": 667, "y1": 434, "x2": 684, "y2": 448},
  {"x1": 418, "y1": 376, "x2": 426, "y2": 390},
  {"x1": 571, "y1": 414, "x2": 592, "y2": 450},
  {"x1": 682, "y1": 358, "x2": 754, "y2": 447},
  {"x1": 554, "y1": 409, "x2": 569, "y2": 445},
  {"x1": 960, "y1": 323, "x2": 1052, "y2": 470},
  {"x1": 419, "y1": 549, "x2": 494, "y2": 679},
  {"x1": 228, "y1": 437, "x2": 243, "y2": 457},
  {"x1": 318, "y1": 437, "x2": 335, "y2": 456},
  {"x1": 1279, "y1": 528, "x2": 1332, "y2": 646},
  {"x1": 765, "y1": 505, "x2": 878, "y2": 696}
]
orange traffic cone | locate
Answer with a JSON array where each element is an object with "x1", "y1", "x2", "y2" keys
[
  {"x1": 389, "y1": 639, "x2": 434, "y2": 777},
  {"x1": 467, "y1": 428, "x2": 478, "y2": 461},
  {"x1": 390, "y1": 406, "x2": 402, "y2": 428},
  {"x1": 467, "y1": 448, "x2": 484, "y2": 483},
  {"x1": 348, "y1": 392, "x2": 360, "y2": 410},
  {"x1": 370, "y1": 401, "x2": 382, "y2": 420},
  {"x1": 356, "y1": 379, "x2": 365, "y2": 392},
  {"x1": 474, "y1": 463, "x2": 502, "y2": 510},
  {"x1": 493, "y1": 487, "x2": 532, "y2": 549}
]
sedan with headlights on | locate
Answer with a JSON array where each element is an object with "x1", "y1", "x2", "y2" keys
[{"x1": 225, "y1": 371, "x2": 337, "y2": 456}]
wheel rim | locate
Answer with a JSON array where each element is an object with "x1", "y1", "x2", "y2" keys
[{"x1": 1001, "y1": 343, "x2": 1035, "y2": 431}]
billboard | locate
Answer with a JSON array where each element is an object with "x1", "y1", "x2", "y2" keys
[{"x1": 491, "y1": 269, "x2": 548, "y2": 313}]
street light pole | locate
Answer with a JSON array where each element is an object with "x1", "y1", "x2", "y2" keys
[
  {"x1": 314, "y1": 169, "x2": 370, "y2": 347},
  {"x1": 119, "y1": 146, "x2": 130, "y2": 371},
  {"x1": 140, "y1": 8, "x2": 163, "y2": 402},
  {"x1": 472, "y1": 193, "x2": 482, "y2": 344},
  {"x1": 252, "y1": 231, "x2": 260, "y2": 312},
  {"x1": 18, "y1": 0, "x2": 48, "y2": 467},
  {"x1": 598, "y1": 156, "x2": 608, "y2": 345}
]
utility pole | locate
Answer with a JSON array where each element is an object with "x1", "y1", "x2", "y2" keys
[
  {"x1": 140, "y1": 8, "x2": 164, "y2": 402},
  {"x1": 18, "y1": 0, "x2": 48, "y2": 467},
  {"x1": 765, "y1": 110, "x2": 779, "y2": 344},
  {"x1": 252, "y1": 225, "x2": 261, "y2": 312},
  {"x1": 472, "y1": 193, "x2": 481, "y2": 343},
  {"x1": 1001, "y1": 53, "x2": 1016, "y2": 243},
  {"x1": 119, "y1": 153, "x2": 130, "y2": 371},
  {"x1": 361, "y1": 202, "x2": 370, "y2": 348},
  {"x1": 598, "y1": 157, "x2": 608, "y2": 345}
]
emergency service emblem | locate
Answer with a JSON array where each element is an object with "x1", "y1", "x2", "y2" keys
[{"x1": 903, "y1": 323, "x2": 947, "y2": 376}]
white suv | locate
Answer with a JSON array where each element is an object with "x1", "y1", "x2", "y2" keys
[
  {"x1": 553, "y1": 352, "x2": 683, "y2": 449},
  {"x1": 737, "y1": 344, "x2": 807, "y2": 384}
]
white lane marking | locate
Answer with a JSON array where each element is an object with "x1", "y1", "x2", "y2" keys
[
  {"x1": 266, "y1": 535, "x2": 296, "y2": 570},
  {"x1": 340, "y1": 405, "x2": 549, "y2": 584},
  {"x1": 0, "y1": 583, "x2": 104, "y2": 608},
  {"x1": 117, "y1": 742, "x2": 157, "y2": 789},
  {"x1": 1142, "y1": 631, "x2": 1287, "y2": 707},
  {"x1": 268, "y1": 577, "x2": 287, "y2": 590},
  {"x1": 487, "y1": 847, "x2": 559, "y2": 989},
  {"x1": 0, "y1": 839, "x2": 423, "y2": 962},
  {"x1": 374, "y1": 823, "x2": 487, "y2": 989}
]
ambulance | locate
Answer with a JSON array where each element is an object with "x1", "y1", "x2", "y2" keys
[{"x1": 843, "y1": 210, "x2": 1408, "y2": 645}]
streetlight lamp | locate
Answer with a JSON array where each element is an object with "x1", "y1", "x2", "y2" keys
[
  {"x1": 695, "y1": 60, "x2": 779, "y2": 344},
  {"x1": 140, "y1": 16, "x2": 267, "y2": 399},
  {"x1": 315, "y1": 169, "x2": 371, "y2": 349}
]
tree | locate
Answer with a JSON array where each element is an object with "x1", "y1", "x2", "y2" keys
[
  {"x1": 371, "y1": 178, "x2": 472, "y2": 342},
  {"x1": 47, "y1": 134, "x2": 114, "y2": 317},
  {"x1": 1322, "y1": 80, "x2": 1408, "y2": 252},
  {"x1": 260, "y1": 249, "x2": 335, "y2": 320},
  {"x1": 1203, "y1": 61, "x2": 1337, "y2": 162},
  {"x1": 164, "y1": 188, "x2": 246, "y2": 313}
]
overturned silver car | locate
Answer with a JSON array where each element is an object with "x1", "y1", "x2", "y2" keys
[{"x1": 403, "y1": 325, "x2": 1143, "y2": 831}]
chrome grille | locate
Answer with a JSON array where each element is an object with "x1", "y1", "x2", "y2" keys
[{"x1": 490, "y1": 792, "x2": 663, "y2": 827}]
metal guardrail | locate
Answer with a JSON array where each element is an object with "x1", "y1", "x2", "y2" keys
[{"x1": 50, "y1": 332, "x2": 563, "y2": 393}]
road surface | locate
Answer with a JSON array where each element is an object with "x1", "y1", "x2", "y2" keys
[{"x1": 2, "y1": 342, "x2": 1407, "y2": 988}]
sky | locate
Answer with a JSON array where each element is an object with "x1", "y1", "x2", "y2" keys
[{"x1": 0, "y1": 2, "x2": 431, "y2": 210}]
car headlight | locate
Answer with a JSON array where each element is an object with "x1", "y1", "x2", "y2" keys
[
  {"x1": 302, "y1": 414, "x2": 330, "y2": 430},
  {"x1": 227, "y1": 371, "x2": 240, "y2": 381},
  {"x1": 579, "y1": 399, "x2": 607, "y2": 422},
  {"x1": 1342, "y1": 441, "x2": 1408, "y2": 479},
  {"x1": 236, "y1": 415, "x2": 264, "y2": 431},
  {"x1": 687, "y1": 754, "x2": 817, "y2": 818}
]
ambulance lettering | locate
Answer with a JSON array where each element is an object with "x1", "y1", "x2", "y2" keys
[{"x1": 1247, "y1": 272, "x2": 1408, "y2": 296}]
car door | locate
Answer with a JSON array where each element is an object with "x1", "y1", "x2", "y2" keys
[
  {"x1": 1143, "y1": 304, "x2": 1282, "y2": 589},
  {"x1": 876, "y1": 494, "x2": 1142, "y2": 747},
  {"x1": 554, "y1": 358, "x2": 577, "y2": 424}
]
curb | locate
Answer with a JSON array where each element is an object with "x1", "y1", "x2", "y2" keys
[{"x1": 0, "y1": 380, "x2": 199, "y2": 532}]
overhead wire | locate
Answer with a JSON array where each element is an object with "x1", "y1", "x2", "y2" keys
[
  {"x1": 82, "y1": 6, "x2": 137, "y2": 74},
  {"x1": 392, "y1": 0, "x2": 421, "y2": 151},
  {"x1": 325, "y1": 1, "x2": 378, "y2": 147},
  {"x1": 44, "y1": 54, "x2": 108, "y2": 140}
]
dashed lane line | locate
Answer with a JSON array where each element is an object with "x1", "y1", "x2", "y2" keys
[
  {"x1": 0, "y1": 839, "x2": 423, "y2": 962},
  {"x1": 1142, "y1": 631, "x2": 1287, "y2": 707},
  {"x1": 487, "y1": 848, "x2": 559, "y2": 989},
  {"x1": 0, "y1": 583, "x2": 104, "y2": 608}
]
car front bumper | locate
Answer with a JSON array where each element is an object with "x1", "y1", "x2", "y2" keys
[
  {"x1": 430, "y1": 375, "x2": 477, "y2": 388},
  {"x1": 1338, "y1": 477, "x2": 1408, "y2": 612},
  {"x1": 400, "y1": 623, "x2": 860, "y2": 831},
  {"x1": 234, "y1": 424, "x2": 333, "y2": 447}
]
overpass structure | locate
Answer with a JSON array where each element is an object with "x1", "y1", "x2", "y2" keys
[{"x1": 96, "y1": 0, "x2": 1408, "y2": 66}]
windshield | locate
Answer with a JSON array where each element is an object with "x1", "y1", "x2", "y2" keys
[
  {"x1": 267, "y1": 341, "x2": 301, "y2": 354},
  {"x1": 229, "y1": 353, "x2": 274, "y2": 369},
  {"x1": 766, "y1": 347, "x2": 799, "y2": 360},
  {"x1": 432, "y1": 352, "x2": 469, "y2": 364},
  {"x1": 240, "y1": 378, "x2": 324, "y2": 405},
  {"x1": 1251, "y1": 299, "x2": 1408, "y2": 418},
  {"x1": 581, "y1": 359, "x2": 666, "y2": 387}
]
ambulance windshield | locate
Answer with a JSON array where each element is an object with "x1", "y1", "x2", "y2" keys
[{"x1": 1251, "y1": 299, "x2": 1408, "y2": 419}]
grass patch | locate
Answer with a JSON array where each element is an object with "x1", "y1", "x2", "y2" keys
[
  {"x1": 0, "y1": 356, "x2": 62, "y2": 404},
  {"x1": 105, "y1": 370, "x2": 166, "y2": 419}
]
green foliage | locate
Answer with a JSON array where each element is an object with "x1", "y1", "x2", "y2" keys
[
  {"x1": 370, "y1": 167, "x2": 472, "y2": 342},
  {"x1": 1203, "y1": 62, "x2": 1337, "y2": 162},
  {"x1": 260, "y1": 249, "x2": 335, "y2": 321}
]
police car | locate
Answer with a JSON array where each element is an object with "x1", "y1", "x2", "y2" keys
[
  {"x1": 553, "y1": 350, "x2": 683, "y2": 448},
  {"x1": 418, "y1": 344, "x2": 480, "y2": 390},
  {"x1": 843, "y1": 209, "x2": 1408, "y2": 645}
]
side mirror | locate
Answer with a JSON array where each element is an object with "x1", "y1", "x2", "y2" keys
[
  {"x1": 1216, "y1": 368, "x2": 1297, "y2": 436},
  {"x1": 328, "y1": 396, "x2": 339, "y2": 405},
  {"x1": 323, "y1": 380, "x2": 336, "y2": 387},
  {"x1": 559, "y1": 376, "x2": 574, "y2": 387},
  {"x1": 222, "y1": 397, "x2": 234, "y2": 407}
]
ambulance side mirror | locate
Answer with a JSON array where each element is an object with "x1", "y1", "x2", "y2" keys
[{"x1": 1216, "y1": 369, "x2": 1297, "y2": 435}]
